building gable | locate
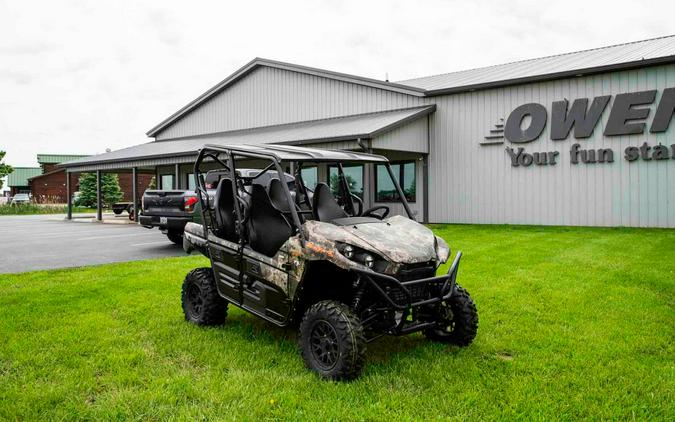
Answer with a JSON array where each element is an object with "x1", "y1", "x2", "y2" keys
[{"x1": 154, "y1": 65, "x2": 426, "y2": 141}]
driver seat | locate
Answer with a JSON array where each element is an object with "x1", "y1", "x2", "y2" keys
[{"x1": 312, "y1": 183, "x2": 348, "y2": 223}]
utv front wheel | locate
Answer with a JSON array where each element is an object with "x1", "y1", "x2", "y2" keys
[
  {"x1": 424, "y1": 285, "x2": 478, "y2": 346},
  {"x1": 181, "y1": 268, "x2": 228, "y2": 326},
  {"x1": 299, "y1": 301, "x2": 366, "y2": 381}
]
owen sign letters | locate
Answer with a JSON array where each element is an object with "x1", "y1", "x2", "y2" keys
[{"x1": 482, "y1": 87, "x2": 675, "y2": 167}]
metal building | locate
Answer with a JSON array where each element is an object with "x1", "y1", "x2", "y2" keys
[{"x1": 63, "y1": 35, "x2": 675, "y2": 227}]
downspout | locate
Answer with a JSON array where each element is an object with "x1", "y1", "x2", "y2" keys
[{"x1": 423, "y1": 115, "x2": 430, "y2": 223}]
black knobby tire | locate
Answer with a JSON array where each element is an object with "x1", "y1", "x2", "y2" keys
[
  {"x1": 299, "y1": 300, "x2": 366, "y2": 381},
  {"x1": 181, "y1": 267, "x2": 228, "y2": 326},
  {"x1": 424, "y1": 285, "x2": 478, "y2": 346},
  {"x1": 167, "y1": 230, "x2": 182, "y2": 245}
]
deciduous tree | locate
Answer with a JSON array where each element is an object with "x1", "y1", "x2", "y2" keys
[{"x1": 0, "y1": 151, "x2": 14, "y2": 190}]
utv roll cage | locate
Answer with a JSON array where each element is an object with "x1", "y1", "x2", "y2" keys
[
  {"x1": 192, "y1": 143, "x2": 415, "y2": 238},
  {"x1": 190, "y1": 144, "x2": 462, "y2": 337}
]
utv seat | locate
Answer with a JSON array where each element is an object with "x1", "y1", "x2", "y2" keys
[
  {"x1": 312, "y1": 182, "x2": 348, "y2": 222},
  {"x1": 248, "y1": 184, "x2": 293, "y2": 257},
  {"x1": 268, "y1": 178, "x2": 292, "y2": 213},
  {"x1": 213, "y1": 178, "x2": 238, "y2": 241}
]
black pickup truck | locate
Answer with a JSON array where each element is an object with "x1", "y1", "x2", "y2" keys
[
  {"x1": 139, "y1": 190, "x2": 200, "y2": 243},
  {"x1": 140, "y1": 169, "x2": 293, "y2": 244}
]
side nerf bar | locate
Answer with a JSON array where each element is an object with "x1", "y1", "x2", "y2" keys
[{"x1": 353, "y1": 251, "x2": 462, "y2": 311}]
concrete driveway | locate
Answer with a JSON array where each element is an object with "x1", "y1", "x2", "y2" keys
[{"x1": 0, "y1": 214, "x2": 187, "y2": 274}]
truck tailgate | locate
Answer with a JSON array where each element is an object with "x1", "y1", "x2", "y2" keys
[{"x1": 142, "y1": 190, "x2": 192, "y2": 216}]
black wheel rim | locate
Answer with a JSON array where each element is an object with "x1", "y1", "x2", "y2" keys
[
  {"x1": 435, "y1": 302, "x2": 456, "y2": 334},
  {"x1": 186, "y1": 283, "x2": 204, "y2": 319},
  {"x1": 310, "y1": 320, "x2": 339, "y2": 370}
]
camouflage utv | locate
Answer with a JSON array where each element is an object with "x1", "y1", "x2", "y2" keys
[{"x1": 181, "y1": 144, "x2": 478, "y2": 380}]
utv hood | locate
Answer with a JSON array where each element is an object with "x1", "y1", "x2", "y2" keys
[{"x1": 304, "y1": 215, "x2": 437, "y2": 264}]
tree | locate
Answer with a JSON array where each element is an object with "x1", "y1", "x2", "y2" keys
[
  {"x1": 329, "y1": 173, "x2": 359, "y2": 197},
  {"x1": 0, "y1": 151, "x2": 14, "y2": 190},
  {"x1": 75, "y1": 173, "x2": 123, "y2": 207}
]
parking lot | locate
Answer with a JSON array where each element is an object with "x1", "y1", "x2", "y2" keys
[{"x1": 0, "y1": 214, "x2": 187, "y2": 274}]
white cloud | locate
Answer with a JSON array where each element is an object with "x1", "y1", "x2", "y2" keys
[{"x1": 0, "y1": 0, "x2": 673, "y2": 165}]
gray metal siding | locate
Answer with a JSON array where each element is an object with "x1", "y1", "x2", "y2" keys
[
  {"x1": 156, "y1": 66, "x2": 424, "y2": 140},
  {"x1": 372, "y1": 117, "x2": 428, "y2": 153},
  {"x1": 427, "y1": 63, "x2": 675, "y2": 227}
]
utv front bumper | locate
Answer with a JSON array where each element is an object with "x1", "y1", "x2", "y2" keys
[{"x1": 353, "y1": 252, "x2": 463, "y2": 337}]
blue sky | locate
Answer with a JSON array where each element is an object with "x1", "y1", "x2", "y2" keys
[{"x1": 1, "y1": 0, "x2": 673, "y2": 167}]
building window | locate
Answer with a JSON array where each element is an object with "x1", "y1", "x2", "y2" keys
[
  {"x1": 186, "y1": 173, "x2": 195, "y2": 191},
  {"x1": 160, "y1": 174, "x2": 174, "y2": 190},
  {"x1": 300, "y1": 167, "x2": 318, "y2": 190},
  {"x1": 375, "y1": 161, "x2": 416, "y2": 202},
  {"x1": 329, "y1": 165, "x2": 364, "y2": 199}
]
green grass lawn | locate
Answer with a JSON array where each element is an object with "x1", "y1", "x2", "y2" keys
[
  {"x1": 0, "y1": 225, "x2": 673, "y2": 420},
  {"x1": 0, "y1": 203, "x2": 96, "y2": 215}
]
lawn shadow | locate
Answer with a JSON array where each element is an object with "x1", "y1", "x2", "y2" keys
[{"x1": 217, "y1": 310, "x2": 462, "y2": 377}]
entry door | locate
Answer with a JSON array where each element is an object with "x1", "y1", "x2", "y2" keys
[
  {"x1": 207, "y1": 235, "x2": 242, "y2": 304},
  {"x1": 240, "y1": 246, "x2": 292, "y2": 324}
]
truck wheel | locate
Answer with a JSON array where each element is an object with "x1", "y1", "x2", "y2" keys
[
  {"x1": 167, "y1": 230, "x2": 182, "y2": 244},
  {"x1": 113, "y1": 209, "x2": 122, "y2": 215},
  {"x1": 299, "y1": 300, "x2": 366, "y2": 381},
  {"x1": 181, "y1": 268, "x2": 228, "y2": 326},
  {"x1": 424, "y1": 285, "x2": 478, "y2": 346}
]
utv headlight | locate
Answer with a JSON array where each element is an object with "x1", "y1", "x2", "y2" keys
[
  {"x1": 435, "y1": 236, "x2": 450, "y2": 263},
  {"x1": 342, "y1": 244, "x2": 355, "y2": 259},
  {"x1": 337, "y1": 242, "x2": 382, "y2": 270}
]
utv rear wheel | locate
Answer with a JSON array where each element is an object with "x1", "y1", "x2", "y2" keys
[
  {"x1": 167, "y1": 230, "x2": 182, "y2": 245},
  {"x1": 299, "y1": 301, "x2": 366, "y2": 381},
  {"x1": 424, "y1": 285, "x2": 478, "y2": 346},
  {"x1": 181, "y1": 267, "x2": 228, "y2": 326}
]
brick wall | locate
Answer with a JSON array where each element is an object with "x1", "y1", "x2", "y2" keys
[
  {"x1": 41, "y1": 163, "x2": 58, "y2": 173},
  {"x1": 30, "y1": 170, "x2": 154, "y2": 204},
  {"x1": 118, "y1": 173, "x2": 154, "y2": 201}
]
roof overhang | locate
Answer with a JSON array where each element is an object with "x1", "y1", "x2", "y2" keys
[{"x1": 62, "y1": 105, "x2": 435, "y2": 172}]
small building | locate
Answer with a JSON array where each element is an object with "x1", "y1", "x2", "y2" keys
[
  {"x1": 7, "y1": 167, "x2": 41, "y2": 196},
  {"x1": 28, "y1": 154, "x2": 88, "y2": 203},
  {"x1": 62, "y1": 36, "x2": 675, "y2": 227},
  {"x1": 7, "y1": 154, "x2": 154, "y2": 204}
]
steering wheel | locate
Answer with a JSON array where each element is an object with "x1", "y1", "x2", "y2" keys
[{"x1": 362, "y1": 205, "x2": 390, "y2": 219}]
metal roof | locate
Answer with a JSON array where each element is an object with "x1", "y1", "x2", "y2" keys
[
  {"x1": 37, "y1": 154, "x2": 88, "y2": 164},
  {"x1": 146, "y1": 58, "x2": 427, "y2": 137},
  {"x1": 397, "y1": 35, "x2": 675, "y2": 94},
  {"x1": 63, "y1": 106, "x2": 434, "y2": 169},
  {"x1": 147, "y1": 36, "x2": 675, "y2": 137},
  {"x1": 203, "y1": 144, "x2": 388, "y2": 163},
  {"x1": 7, "y1": 167, "x2": 42, "y2": 187}
]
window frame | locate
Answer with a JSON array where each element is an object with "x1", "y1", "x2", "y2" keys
[
  {"x1": 374, "y1": 160, "x2": 416, "y2": 203},
  {"x1": 186, "y1": 173, "x2": 195, "y2": 191},
  {"x1": 299, "y1": 166, "x2": 318, "y2": 191},
  {"x1": 328, "y1": 164, "x2": 365, "y2": 199},
  {"x1": 160, "y1": 174, "x2": 175, "y2": 190}
]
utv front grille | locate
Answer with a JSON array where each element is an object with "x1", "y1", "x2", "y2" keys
[
  {"x1": 385, "y1": 263, "x2": 437, "y2": 305},
  {"x1": 397, "y1": 262, "x2": 436, "y2": 282}
]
